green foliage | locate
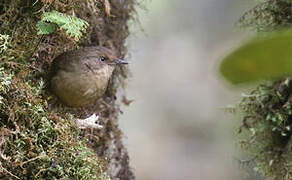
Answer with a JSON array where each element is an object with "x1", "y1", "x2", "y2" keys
[
  {"x1": 37, "y1": 11, "x2": 89, "y2": 41},
  {"x1": 220, "y1": 0, "x2": 292, "y2": 85},
  {"x1": 37, "y1": 21, "x2": 57, "y2": 35},
  {"x1": 220, "y1": 29, "x2": 292, "y2": 84}
]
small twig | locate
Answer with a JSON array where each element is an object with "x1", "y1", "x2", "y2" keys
[
  {"x1": 1, "y1": 61, "x2": 43, "y2": 73},
  {"x1": 0, "y1": 164, "x2": 20, "y2": 179},
  {"x1": 103, "y1": 0, "x2": 114, "y2": 17},
  {"x1": 35, "y1": 168, "x2": 50, "y2": 178},
  {"x1": 32, "y1": 0, "x2": 39, "y2": 6},
  {"x1": 22, "y1": 155, "x2": 46, "y2": 166}
]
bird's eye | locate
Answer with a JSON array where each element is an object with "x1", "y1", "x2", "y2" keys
[{"x1": 99, "y1": 56, "x2": 106, "y2": 62}]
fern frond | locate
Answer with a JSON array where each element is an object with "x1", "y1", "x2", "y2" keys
[{"x1": 37, "y1": 11, "x2": 89, "y2": 41}]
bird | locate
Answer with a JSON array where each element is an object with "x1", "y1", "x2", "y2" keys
[{"x1": 50, "y1": 46, "x2": 128, "y2": 107}]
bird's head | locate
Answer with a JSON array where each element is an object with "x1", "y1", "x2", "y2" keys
[{"x1": 89, "y1": 46, "x2": 128, "y2": 66}]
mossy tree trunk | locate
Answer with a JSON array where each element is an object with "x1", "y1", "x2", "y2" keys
[
  {"x1": 0, "y1": 0, "x2": 136, "y2": 179},
  {"x1": 237, "y1": 0, "x2": 292, "y2": 179}
]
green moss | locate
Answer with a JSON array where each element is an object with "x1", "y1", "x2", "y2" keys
[
  {"x1": 0, "y1": 68, "x2": 110, "y2": 179},
  {"x1": 237, "y1": 80, "x2": 292, "y2": 177}
]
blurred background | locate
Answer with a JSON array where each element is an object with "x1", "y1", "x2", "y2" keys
[{"x1": 120, "y1": 0, "x2": 258, "y2": 179}]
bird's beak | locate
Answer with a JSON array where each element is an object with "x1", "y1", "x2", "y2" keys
[{"x1": 117, "y1": 59, "x2": 128, "y2": 64}]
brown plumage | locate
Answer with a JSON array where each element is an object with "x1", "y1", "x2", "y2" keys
[{"x1": 50, "y1": 46, "x2": 128, "y2": 107}]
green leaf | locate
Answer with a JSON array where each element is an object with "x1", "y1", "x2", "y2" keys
[
  {"x1": 220, "y1": 29, "x2": 292, "y2": 84},
  {"x1": 37, "y1": 11, "x2": 89, "y2": 41},
  {"x1": 37, "y1": 21, "x2": 57, "y2": 35}
]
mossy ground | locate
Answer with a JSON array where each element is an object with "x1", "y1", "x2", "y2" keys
[{"x1": 0, "y1": 0, "x2": 136, "y2": 179}]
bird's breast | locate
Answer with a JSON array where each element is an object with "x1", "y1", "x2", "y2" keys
[{"x1": 51, "y1": 65, "x2": 114, "y2": 107}]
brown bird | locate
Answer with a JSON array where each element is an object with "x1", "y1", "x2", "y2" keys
[{"x1": 50, "y1": 46, "x2": 128, "y2": 107}]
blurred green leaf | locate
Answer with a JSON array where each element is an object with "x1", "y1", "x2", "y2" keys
[{"x1": 220, "y1": 29, "x2": 292, "y2": 84}]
